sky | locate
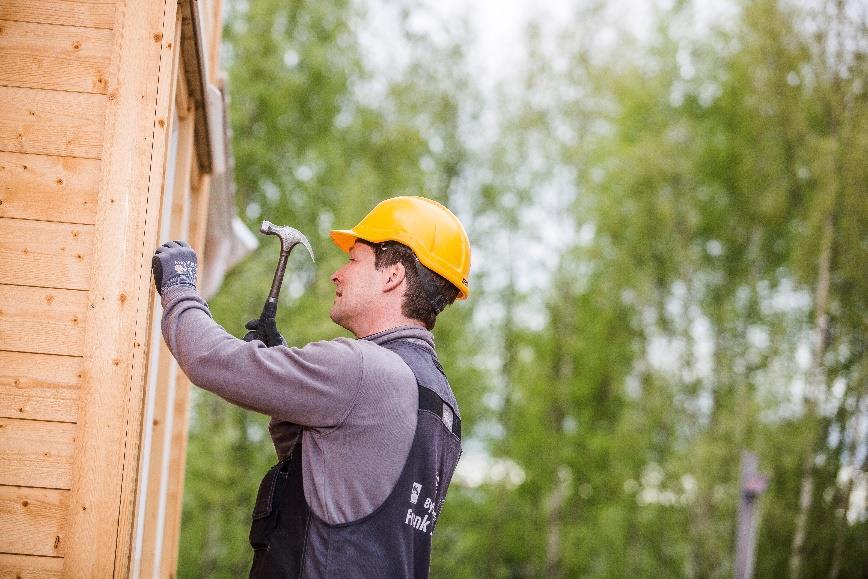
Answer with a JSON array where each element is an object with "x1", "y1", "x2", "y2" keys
[
  {"x1": 420, "y1": 0, "x2": 578, "y2": 87},
  {"x1": 419, "y1": 0, "x2": 730, "y2": 72}
]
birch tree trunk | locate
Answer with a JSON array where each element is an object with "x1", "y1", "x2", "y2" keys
[
  {"x1": 788, "y1": 211, "x2": 834, "y2": 579},
  {"x1": 545, "y1": 467, "x2": 569, "y2": 578},
  {"x1": 788, "y1": 1, "x2": 851, "y2": 571},
  {"x1": 828, "y1": 388, "x2": 866, "y2": 579}
]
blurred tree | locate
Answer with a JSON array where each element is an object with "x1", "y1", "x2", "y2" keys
[
  {"x1": 433, "y1": 0, "x2": 865, "y2": 577},
  {"x1": 553, "y1": 0, "x2": 868, "y2": 576}
]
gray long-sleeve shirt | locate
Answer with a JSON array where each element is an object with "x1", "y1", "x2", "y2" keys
[{"x1": 160, "y1": 286, "x2": 431, "y2": 525}]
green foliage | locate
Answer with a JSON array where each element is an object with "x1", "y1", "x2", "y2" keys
[{"x1": 179, "y1": 0, "x2": 866, "y2": 577}]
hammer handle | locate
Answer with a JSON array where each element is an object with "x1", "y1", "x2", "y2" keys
[
  {"x1": 260, "y1": 299, "x2": 278, "y2": 322},
  {"x1": 259, "y1": 249, "x2": 289, "y2": 322}
]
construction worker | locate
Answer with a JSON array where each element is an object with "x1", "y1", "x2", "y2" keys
[{"x1": 151, "y1": 196, "x2": 470, "y2": 578}]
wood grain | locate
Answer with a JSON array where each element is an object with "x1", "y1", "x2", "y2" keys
[
  {"x1": 0, "y1": 485, "x2": 67, "y2": 557},
  {"x1": 0, "y1": 0, "x2": 116, "y2": 29},
  {"x1": 0, "y1": 86, "x2": 105, "y2": 159},
  {"x1": 0, "y1": 418, "x2": 75, "y2": 489},
  {"x1": 0, "y1": 284, "x2": 88, "y2": 357},
  {"x1": 0, "y1": 20, "x2": 113, "y2": 94},
  {"x1": 62, "y1": 0, "x2": 182, "y2": 575},
  {"x1": 0, "y1": 218, "x2": 94, "y2": 290},
  {"x1": 0, "y1": 553, "x2": 63, "y2": 578},
  {"x1": 0, "y1": 152, "x2": 100, "y2": 224},
  {"x1": 0, "y1": 351, "x2": 81, "y2": 423}
]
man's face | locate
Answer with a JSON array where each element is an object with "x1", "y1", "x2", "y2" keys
[{"x1": 329, "y1": 242, "x2": 383, "y2": 336}]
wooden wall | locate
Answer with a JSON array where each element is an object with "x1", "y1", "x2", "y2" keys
[
  {"x1": 0, "y1": 0, "x2": 198, "y2": 576},
  {"x1": 0, "y1": 2, "x2": 117, "y2": 575}
]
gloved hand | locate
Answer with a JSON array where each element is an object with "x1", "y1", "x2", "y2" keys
[
  {"x1": 152, "y1": 240, "x2": 198, "y2": 296},
  {"x1": 243, "y1": 317, "x2": 286, "y2": 347}
]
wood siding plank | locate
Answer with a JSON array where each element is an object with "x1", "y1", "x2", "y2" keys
[
  {"x1": 137, "y1": 342, "x2": 175, "y2": 579},
  {"x1": 0, "y1": 285, "x2": 87, "y2": 357},
  {"x1": 0, "y1": 553, "x2": 63, "y2": 579},
  {"x1": 0, "y1": 152, "x2": 99, "y2": 225},
  {"x1": 62, "y1": 0, "x2": 182, "y2": 575},
  {"x1": 0, "y1": 486, "x2": 66, "y2": 557},
  {"x1": 0, "y1": 218, "x2": 94, "y2": 290},
  {"x1": 159, "y1": 375, "x2": 192, "y2": 578},
  {"x1": 0, "y1": 419, "x2": 75, "y2": 489},
  {"x1": 0, "y1": 352, "x2": 81, "y2": 423},
  {"x1": 0, "y1": 86, "x2": 105, "y2": 159},
  {"x1": 0, "y1": 0, "x2": 116, "y2": 29},
  {"x1": 134, "y1": 16, "x2": 191, "y2": 577},
  {"x1": 0, "y1": 20, "x2": 112, "y2": 94},
  {"x1": 0, "y1": 553, "x2": 63, "y2": 578}
]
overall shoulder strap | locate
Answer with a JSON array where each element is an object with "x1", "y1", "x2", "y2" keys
[
  {"x1": 380, "y1": 340, "x2": 461, "y2": 438},
  {"x1": 417, "y1": 383, "x2": 461, "y2": 438}
]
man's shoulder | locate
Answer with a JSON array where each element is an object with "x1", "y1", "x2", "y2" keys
[
  {"x1": 296, "y1": 336, "x2": 360, "y2": 358},
  {"x1": 299, "y1": 337, "x2": 415, "y2": 384},
  {"x1": 354, "y1": 338, "x2": 417, "y2": 380}
]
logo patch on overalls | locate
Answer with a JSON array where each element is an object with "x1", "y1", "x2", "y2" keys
[
  {"x1": 410, "y1": 482, "x2": 422, "y2": 505},
  {"x1": 442, "y1": 404, "x2": 453, "y2": 431}
]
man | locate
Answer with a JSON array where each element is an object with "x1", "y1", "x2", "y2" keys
[{"x1": 152, "y1": 196, "x2": 470, "y2": 578}]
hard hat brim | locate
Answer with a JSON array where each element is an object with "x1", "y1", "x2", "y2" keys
[{"x1": 329, "y1": 229, "x2": 357, "y2": 253}]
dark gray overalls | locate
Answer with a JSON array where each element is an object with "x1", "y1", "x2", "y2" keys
[{"x1": 248, "y1": 339, "x2": 462, "y2": 578}]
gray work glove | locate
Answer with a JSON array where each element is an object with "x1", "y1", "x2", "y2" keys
[
  {"x1": 243, "y1": 317, "x2": 286, "y2": 347},
  {"x1": 152, "y1": 240, "x2": 198, "y2": 296}
]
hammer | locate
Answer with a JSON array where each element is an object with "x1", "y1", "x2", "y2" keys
[{"x1": 256, "y1": 220, "x2": 315, "y2": 323}]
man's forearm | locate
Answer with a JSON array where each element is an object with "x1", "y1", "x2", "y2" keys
[
  {"x1": 160, "y1": 287, "x2": 278, "y2": 412},
  {"x1": 160, "y1": 286, "x2": 363, "y2": 427}
]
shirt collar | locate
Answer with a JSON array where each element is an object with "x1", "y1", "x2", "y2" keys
[{"x1": 362, "y1": 325, "x2": 435, "y2": 351}]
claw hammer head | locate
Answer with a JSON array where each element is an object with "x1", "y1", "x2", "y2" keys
[{"x1": 260, "y1": 221, "x2": 315, "y2": 263}]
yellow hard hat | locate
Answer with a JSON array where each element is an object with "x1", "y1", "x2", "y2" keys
[{"x1": 330, "y1": 196, "x2": 471, "y2": 299}]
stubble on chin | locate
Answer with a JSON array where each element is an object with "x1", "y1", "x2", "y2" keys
[
  {"x1": 329, "y1": 303, "x2": 351, "y2": 333},
  {"x1": 329, "y1": 303, "x2": 341, "y2": 326}
]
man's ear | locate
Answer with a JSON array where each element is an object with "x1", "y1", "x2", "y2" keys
[{"x1": 383, "y1": 261, "x2": 406, "y2": 293}]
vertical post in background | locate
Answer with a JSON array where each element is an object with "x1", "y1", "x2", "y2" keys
[{"x1": 734, "y1": 451, "x2": 768, "y2": 579}]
